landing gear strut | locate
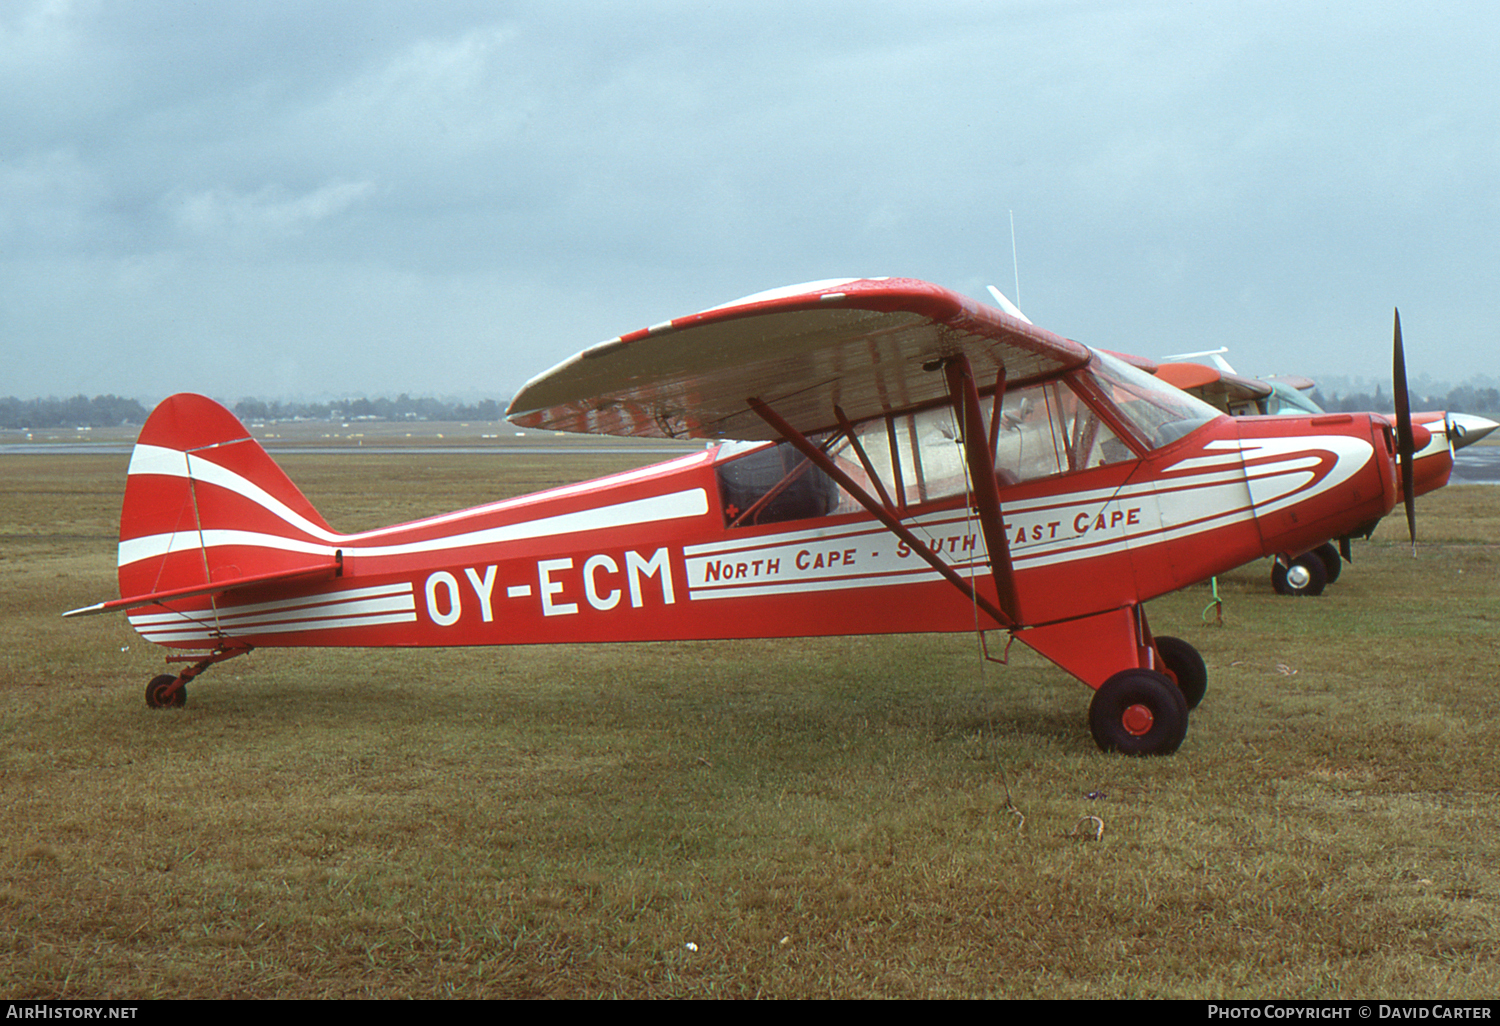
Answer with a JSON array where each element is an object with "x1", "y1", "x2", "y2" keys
[{"x1": 144, "y1": 643, "x2": 253, "y2": 709}]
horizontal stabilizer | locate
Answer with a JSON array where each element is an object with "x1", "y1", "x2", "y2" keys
[{"x1": 64, "y1": 556, "x2": 342, "y2": 618}]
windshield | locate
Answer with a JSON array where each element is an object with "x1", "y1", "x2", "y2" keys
[
  {"x1": 1265, "y1": 382, "x2": 1325, "y2": 416},
  {"x1": 1082, "y1": 349, "x2": 1221, "y2": 447}
]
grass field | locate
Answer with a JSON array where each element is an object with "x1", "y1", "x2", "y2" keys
[{"x1": 2, "y1": 447, "x2": 1497, "y2": 999}]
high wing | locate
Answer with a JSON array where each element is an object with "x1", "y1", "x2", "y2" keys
[
  {"x1": 505, "y1": 277, "x2": 1091, "y2": 441},
  {"x1": 1153, "y1": 362, "x2": 1272, "y2": 411}
]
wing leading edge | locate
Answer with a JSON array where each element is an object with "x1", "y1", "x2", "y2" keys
[{"x1": 506, "y1": 277, "x2": 1091, "y2": 441}]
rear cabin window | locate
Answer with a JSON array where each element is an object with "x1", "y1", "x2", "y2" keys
[{"x1": 716, "y1": 440, "x2": 844, "y2": 526}]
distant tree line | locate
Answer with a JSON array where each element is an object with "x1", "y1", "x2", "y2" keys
[
  {"x1": 7, "y1": 382, "x2": 1497, "y2": 430},
  {"x1": 1311, "y1": 384, "x2": 1500, "y2": 419},
  {"x1": 0, "y1": 393, "x2": 511, "y2": 429},
  {"x1": 230, "y1": 395, "x2": 507, "y2": 423},
  {"x1": 0, "y1": 394, "x2": 150, "y2": 429}
]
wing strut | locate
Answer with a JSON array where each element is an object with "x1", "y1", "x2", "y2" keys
[
  {"x1": 943, "y1": 356, "x2": 1023, "y2": 625},
  {"x1": 833, "y1": 405, "x2": 897, "y2": 513},
  {"x1": 746, "y1": 396, "x2": 1015, "y2": 630}
]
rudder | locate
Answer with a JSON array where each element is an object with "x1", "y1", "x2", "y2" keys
[{"x1": 117, "y1": 394, "x2": 340, "y2": 603}]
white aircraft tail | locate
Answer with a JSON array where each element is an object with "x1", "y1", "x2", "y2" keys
[{"x1": 1163, "y1": 347, "x2": 1237, "y2": 374}]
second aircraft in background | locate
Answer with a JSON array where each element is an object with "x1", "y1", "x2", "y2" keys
[{"x1": 1153, "y1": 348, "x2": 1497, "y2": 595}]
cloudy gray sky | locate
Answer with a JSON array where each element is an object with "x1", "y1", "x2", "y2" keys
[{"x1": 3, "y1": 0, "x2": 1496, "y2": 406}]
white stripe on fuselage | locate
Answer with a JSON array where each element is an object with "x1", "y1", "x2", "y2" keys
[
  {"x1": 127, "y1": 582, "x2": 418, "y2": 642},
  {"x1": 118, "y1": 477, "x2": 710, "y2": 568},
  {"x1": 120, "y1": 443, "x2": 712, "y2": 568},
  {"x1": 121, "y1": 434, "x2": 1372, "y2": 612},
  {"x1": 683, "y1": 434, "x2": 1372, "y2": 599}
]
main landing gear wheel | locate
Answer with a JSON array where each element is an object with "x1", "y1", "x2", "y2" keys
[
  {"x1": 1154, "y1": 635, "x2": 1207, "y2": 710},
  {"x1": 145, "y1": 674, "x2": 187, "y2": 709},
  {"x1": 1271, "y1": 552, "x2": 1328, "y2": 596},
  {"x1": 1312, "y1": 541, "x2": 1343, "y2": 585},
  {"x1": 1089, "y1": 669, "x2": 1189, "y2": 756}
]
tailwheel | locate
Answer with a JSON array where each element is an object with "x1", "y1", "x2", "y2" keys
[
  {"x1": 1270, "y1": 552, "x2": 1327, "y2": 596},
  {"x1": 1089, "y1": 669, "x2": 1188, "y2": 756},
  {"x1": 145, "y1": 674, "x2": 187, "y2": 709},
  {"x1": 1154, "y1": 635, "x2": 1207, "y2": 710},
  {"x1": 142, "y1": 643, "x2": 252, "y2": 710}
]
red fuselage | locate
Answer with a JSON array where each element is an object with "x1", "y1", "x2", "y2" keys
[{"x1": 118, "y1": 399, "x2": 1397, "y2": 691}]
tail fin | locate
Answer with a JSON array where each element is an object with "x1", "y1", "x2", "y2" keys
[{"x1": 113, "y1": 394, "x2": 341, "y2": 607}]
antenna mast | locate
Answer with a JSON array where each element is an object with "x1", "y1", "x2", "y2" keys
[{"x1": 1009, "y1": 210, "x2": 1021, "y2": 309}]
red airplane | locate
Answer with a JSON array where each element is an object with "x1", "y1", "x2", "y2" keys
[
  {"x1": 1152, "y1": 354, "x2": 1494, "y2": 595},
  {"x1": 66, "y1": 278, "x2": 1419, "y2": 755}
]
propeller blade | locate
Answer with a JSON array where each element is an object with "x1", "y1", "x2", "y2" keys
[{"x1": 1392, "y1": 308, "x2": 1416, "y2": 554}]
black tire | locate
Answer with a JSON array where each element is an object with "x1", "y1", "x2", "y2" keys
[
  {"x1": 145, "y1": 674, "x2": 186, "y2": 709},
  {"x1": 1088, "y1": 669, "x2": 1189, "y2": 756},
  {"x1": 1270, "y1": 553, "x2": 1327, "y2": 596},
  {"x1": 1312, "y1": 541, "x2": 1342, "y2": 585},
  {"x1": 1154, "y1": 635, "x2": 1207, "y2": 710}
]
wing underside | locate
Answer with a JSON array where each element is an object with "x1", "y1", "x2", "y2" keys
[{"x1": 506, "y1": 278, "x2": 1091, "y2": 441}]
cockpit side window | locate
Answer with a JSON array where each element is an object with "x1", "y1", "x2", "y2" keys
[{"x1": 992, "y1": 380, "x2": 1133, "y2": 482}]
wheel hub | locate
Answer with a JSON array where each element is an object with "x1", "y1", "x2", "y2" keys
[
  {"x1": 1286, "y1": 564, "x2": 1312, "y2": 589},
  {"x1": 1121, "y1": 703, "x2": 1154, "y2": 736}
]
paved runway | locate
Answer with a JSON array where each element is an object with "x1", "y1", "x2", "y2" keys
[
  {"x1": 0, "y1": 443, "x2": 697, "y2": 457},
  {"x1": 1452, "y1": 445, "x2": 1500, "y2": 483},
  {"x1": 6, "y1": 440, "x2": 1499, "y2": 482}
]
